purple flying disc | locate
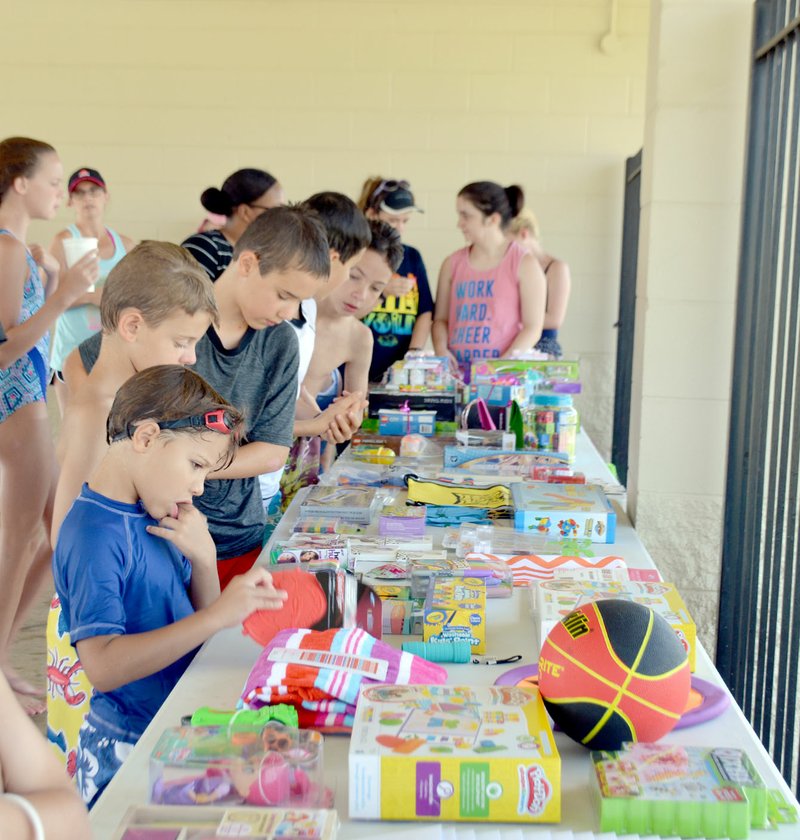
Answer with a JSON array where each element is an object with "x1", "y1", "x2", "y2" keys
[{"x1": 495, "y1": 665, "x2": 730, "y2": 729}]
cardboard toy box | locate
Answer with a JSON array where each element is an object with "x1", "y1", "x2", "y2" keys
[
  {"x1": 299, "y1": 485, "x2": 378, "y2": 524},
  {"x1": 368, "y1": 387, "x2": 461, "y2": 421},
  {"x1": 349, "y1": 684, "x2": 560, "y2": 824},
  {"x1": 113, "y1": 804, "x2": 339, "y2": 839},
  {"x1": 531, "y1": 578, "x2": 697, "y2": 670},
  {"x1": 378, "y1": 408, "x2": 437, "y2": 436},
  {"x1": 592, "y1": 742, "x2": 769, "y2": 838},
  {"x1": 511, "y1": 481, "x2": 616, "y2": 543},
  {"x1": 422, "y1": 576, "x2": 487, "y2": 654}
]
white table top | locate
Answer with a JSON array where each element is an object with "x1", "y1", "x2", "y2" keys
[{"x1": 89, "y1": 432, "x2": 799, "y2": 839}]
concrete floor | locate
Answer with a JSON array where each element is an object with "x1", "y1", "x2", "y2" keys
[{"x1": 9, "y1": 589, "x2": 51, "y2": 735}]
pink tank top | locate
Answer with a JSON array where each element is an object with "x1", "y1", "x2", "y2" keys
[{"x1": 447, "y1": 241, "x2": 526, "y2": 368}]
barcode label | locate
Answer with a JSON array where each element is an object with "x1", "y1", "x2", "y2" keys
[{"x1": 268, "y1": 647, "x2": 389, "y2": 680}]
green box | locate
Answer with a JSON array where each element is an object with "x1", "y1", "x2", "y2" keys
[{"x1": 591, "y1": 743, "x2": 768, "y2": 839}]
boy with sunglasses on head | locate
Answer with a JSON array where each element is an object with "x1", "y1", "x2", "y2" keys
[{"x1": 53, "y1": 365, "x2": 288, "y2": 807}]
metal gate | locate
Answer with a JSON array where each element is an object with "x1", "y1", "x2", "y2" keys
[
  {"x1": 611, "y1": 150, "x2": 642, "y2": 488},
  {"x1": 716, "y1": 0, "x2": 800, "y2": 795}
]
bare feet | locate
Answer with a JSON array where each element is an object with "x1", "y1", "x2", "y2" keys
[
  {"x1": 3, "y1": 665, "x2": 45, "y2": 698},
  {"x1": 13, "y1": 689, "x2": 46, "y2": 716}
]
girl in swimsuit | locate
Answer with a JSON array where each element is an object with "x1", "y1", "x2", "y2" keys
[
  {"x1": 509, "y1": 207, "x2": 571, "y2": 359},
  {"x1": 0, "y1": 137, "x2": 97, "y2": 713}
]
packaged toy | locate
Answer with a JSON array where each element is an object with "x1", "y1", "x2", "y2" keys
[
  {"x1": 349, "y1": 684, "x2": 560, "y2": 823},
  {"x1": 149, "y1": 722, "x2": 328, "y2": 808}
]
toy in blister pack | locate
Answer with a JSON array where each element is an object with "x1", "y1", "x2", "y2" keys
[
  {"x1": 149, "y1": 722, "x2": 330, "y2": 809},
  {"x1": 114, "y1": 804, "x2": 340, "y2": 840}
]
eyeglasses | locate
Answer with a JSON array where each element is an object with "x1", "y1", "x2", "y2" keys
[{"x1": 109, "y1": 410, "x2": 238, "y2": 443}]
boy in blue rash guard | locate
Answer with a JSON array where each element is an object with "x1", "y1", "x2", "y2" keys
[{"x1": 53, "y1": 365, "x2": 287, "y2": 807}]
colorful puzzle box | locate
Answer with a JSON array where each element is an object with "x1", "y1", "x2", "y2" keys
[
  {"x1": 511, "y1": 482, "x2": 616, "y2": 543},
  {"x1": 531, "y1": 578, "x2": 697, "y2": 670},
  {"x1": 349, "y1": 684, "x2": 561, "y2": 824},
  {"x1": 591, "y1": 742, "x2": 769, "y2": 839}
]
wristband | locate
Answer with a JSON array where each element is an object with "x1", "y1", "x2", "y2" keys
[{"x1": 3, "y1": 793, "x2": 45, "y2": 840}]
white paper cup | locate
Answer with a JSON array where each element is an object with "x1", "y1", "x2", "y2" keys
[{"x1": 63, "y1": 237, "x2": 98, "y2": 291}]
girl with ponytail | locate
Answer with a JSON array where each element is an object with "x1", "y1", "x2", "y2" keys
[
  {"x1": 181, "y1": 168, "x2": 284, "y2": 280},
  {"x1": 432, "y1": 181, "x2": 546, "y2": 380}
]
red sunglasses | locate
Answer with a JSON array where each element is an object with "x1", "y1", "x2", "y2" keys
[{"x1": 109, "y1": 410, "x2": 238, "y2": 443}]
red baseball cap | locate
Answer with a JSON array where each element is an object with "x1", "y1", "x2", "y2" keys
[{"x1": 68, "y1": 168, "x2": 106, "y2": 193}]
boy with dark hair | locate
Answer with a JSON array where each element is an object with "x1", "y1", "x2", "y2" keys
[
  {"x1": 53, "y1": 366, "x2": 287, "y2": 805},
  {"x1": 64, "y1": 206, "x2": 331, "y2": 587},
  {"x1": 304, "y1": 219, "x2": 402, "y2": 403},
  {"x1": 257, "y1": 193, "x2": 372, "y2": 512},
  {"x1": 282, "y1": 221, "x2": 403, "y2": 496}
]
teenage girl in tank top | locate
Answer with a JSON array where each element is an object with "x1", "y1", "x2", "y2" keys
[{"x1": 432, "y1": 181, "x2": 546, "y2": 382}]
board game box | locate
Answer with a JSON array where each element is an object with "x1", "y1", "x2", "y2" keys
[
  {"x1": 531, "y1": 578, "x2": 697, "y2": 670},
  {"x1": 592, "y1": 742, "x2": 769, "y2": 838},
  {"x1": 511, "y1": 481, "x2": 616, "y2": 543},
  {"x1": 298, "y1": 485, "x2": 378, "y2": 524},
  {"x1": 349, "y1": 684, "x2": 560, "y2": 824}
]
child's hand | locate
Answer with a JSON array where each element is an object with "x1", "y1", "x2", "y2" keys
[
  {"x1": 383, "y1": 274, "x2": 414, "y2": 298},
  {"x1": 146, "y1": 503, "x2": 216, "y2": 569},
  {"x1": 55, "y1": 251, "x2": 100, "y2": 307},
  {"x1": 320, "y1": 390, "x2": 366, "y2": 443},
  {"x1": 211, "y1": 566, "x2": 288, "y2": 629}
]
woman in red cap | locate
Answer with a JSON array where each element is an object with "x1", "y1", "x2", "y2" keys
[{"x1": 48, "y1": 167, "x2": 135, "y2": 412}]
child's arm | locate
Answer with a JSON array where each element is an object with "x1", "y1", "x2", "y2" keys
[
  {"x1": 0, "y1": 673, "x2": 91, "y2": 840},
  {"x1": 409, "y1": 311, "x2": 432, "y2": 352},
  {"x1": 294, "y1": 389, "x2": 366, "y2": 438},
  {"x1": 502, "y1": 252, "x2": 547, "y2": 357},
  {"x1": 75, "y1": 566, "x2": 286, "y2": 693},
  {"x1": 543, "y1": 259, "x2": 572, "y2": 330},
  {"x1": 408, "y1": 252, "x2": 434, "y2": 351},
  {"x1": 0, "y1": 237, "x2": 96, "y2": 370},
  {"x1": 210, "y1": 441, "x2": 289, "y2": 480},
  {"x1": 51, "y1": 404, "x2": 107, "y2": 547},
  {"x1": 431, "y1": 257, "x2": 457, "y2": 365},
  {"x1": 343, "y1": 323, "x2": 372, "y2": 402}
]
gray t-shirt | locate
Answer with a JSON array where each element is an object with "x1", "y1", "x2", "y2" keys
[{"x1": 79, "y1": 323, "x2": 298, "y2": 558}]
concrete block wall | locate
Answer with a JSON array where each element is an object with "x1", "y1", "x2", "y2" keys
[
  {"x1": 4, "y1": 0, "x2": 651, "y2": 458},
  {"x1": 629, "y1": 0, "x2": 753, "y2": 654}
]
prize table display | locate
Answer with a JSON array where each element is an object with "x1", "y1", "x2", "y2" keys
[{"x1": 89, "y1": 431, "x2": 799, "y2": 839}]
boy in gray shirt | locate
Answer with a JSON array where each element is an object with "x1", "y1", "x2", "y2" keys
[{"x1": 69, "y1": 207, "x2": 330, "y2": 586}]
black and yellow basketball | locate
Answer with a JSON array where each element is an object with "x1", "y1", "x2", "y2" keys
[{"x1": 538, "y1": 598, "x2": 690, "y2": 750}]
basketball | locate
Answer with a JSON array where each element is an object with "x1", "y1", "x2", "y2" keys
[{"x1": 537, "y1": 598, "x2": 691, "y2": 750}]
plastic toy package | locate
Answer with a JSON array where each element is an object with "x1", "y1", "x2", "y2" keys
[
  {"x1": 409, "y1": 554, "x2": 513, "y2": 599},
  {"x1": 149, "y1": 722, "x2": 330, "y2": 809},
  {"x1": 591, "y1": 742, "x2": 772, "y2": 839},
  {"x1": 114, "y1": 804, "x2": 338, "y2": 840}
]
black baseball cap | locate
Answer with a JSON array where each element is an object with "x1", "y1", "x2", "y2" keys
[
  {"x1": 68, "y1": 168, "x2": 106, "y2": 193},
  {"x1": 380, "y1": 185, "x2": 424, "y2": 215}
]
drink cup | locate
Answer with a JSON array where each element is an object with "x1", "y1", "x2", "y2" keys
[{"x1": 63, "y1": 237, "x2": 98, "y2": 291}]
